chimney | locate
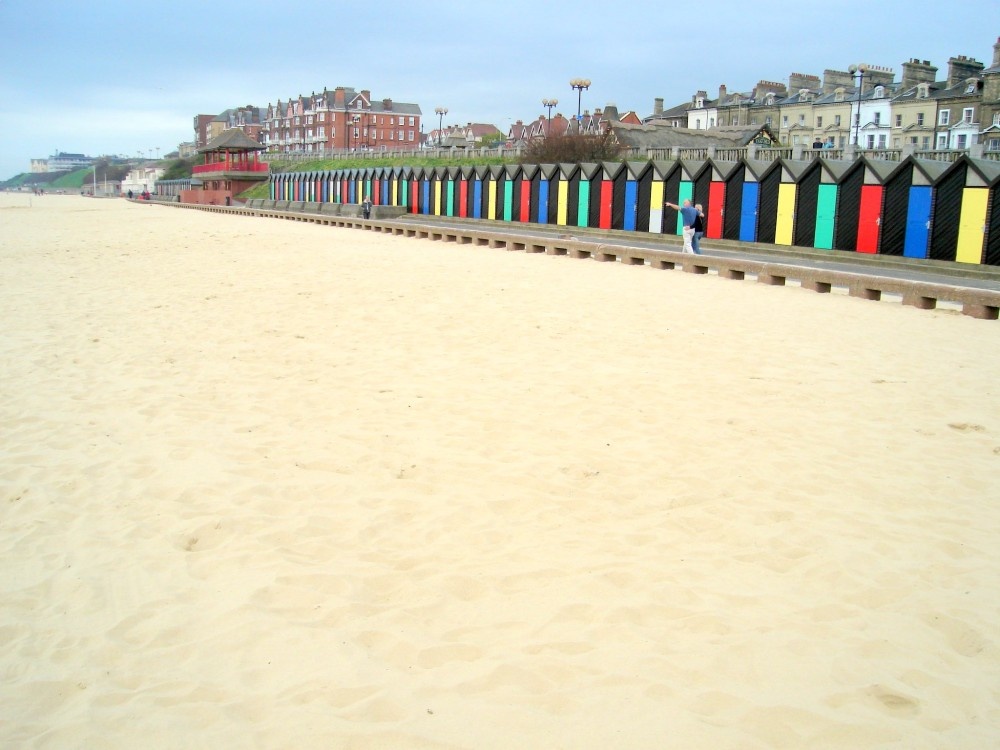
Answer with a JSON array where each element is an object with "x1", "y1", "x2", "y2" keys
[
  {"x1": 823, "y1": 69, "x2": 854, "y2": 94},
  {"x1": 382, "y1": 98, "x2": 393, "y2": 111},
  {"x1": 654, "y1": 97, "x2": 664, "y2": 115},
  {"x1": 788, "y1": 72, "x2": 820, "y2": 92},
  {"x1": 333, "y1": 87, "x2": 345, "y2": 107},
  {"x1": 901, "y1": 58, "x2": 938, "y2": 88},
  {"x1": 947, "y1": 55, "x2": 984, "y2": 87},
  {"x1": 994, "y1": 37, "x2": 1000, "y2": 68},
  {"x1": 718, "y1": 84, "x2": 727, "y2": 100}
]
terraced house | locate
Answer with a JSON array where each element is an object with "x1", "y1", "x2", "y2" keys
[{"x1": 646, "y1": 36, "x2": 1000, "y2": 157}]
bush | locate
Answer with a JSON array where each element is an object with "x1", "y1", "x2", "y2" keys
[{"x1": 519, "y1": 130, "x2": 625, "y2": 164}]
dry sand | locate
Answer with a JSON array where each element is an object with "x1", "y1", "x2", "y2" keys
[{"x1": 1, "y1": 193, "x2": 999, "y2": 749}]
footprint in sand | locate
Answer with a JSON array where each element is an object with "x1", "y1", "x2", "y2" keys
[{"x1": 947, "y1": 423, "x2": 986, "y2": 433}]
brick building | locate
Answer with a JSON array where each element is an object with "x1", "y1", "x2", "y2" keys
[{"x1": 263, "y1": 87, "x2": 422, "y2": 153}]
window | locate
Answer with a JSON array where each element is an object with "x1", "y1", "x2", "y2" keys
[
  {"x1": 751, "y1": 117, "x2": 757, "y2": 125},
  {"x1": 939, "y1": 110, "x2": 950, "y2": 125},
  {"x1": 917, "y1": 112, "x2": 924, "y2": 126},
  {"x1": 799, "y1": 114, "x2": 805, "y2": 124},
  {"x1": 922, "y1": 136, "x2": 930, "y2": 148},
  {"x1": 792, "y1": 135, "x2": 800, "y2": 145},
  {"x1": 895, "y1": 114, "x2": 902, "y2": 127},
  {"x1": 817, "y1": 116, "x2": 823, "y2": 127},
  {"x1": 963, "y1": 107, "x2": 974, "y2": 123},
  {"x1": 398, "y1": 130, "x2": 404, "y2": 141},
  {"x1": 988, "y1": 137, "x2": 1000, "y2": 152},
  {"x1": 834, "y1": 114, "x2": 841, "y2": 126},
  {"x1": 994, "y1": 113, "x2": 1000, "y2": 126},
  {"x1": 874, "y1": 111, "x2": 881, "y2": 125},
  {"x1": 937, "y1": 134, "x2": 947, "y2": 148},
  {"x1": 878, "y1": 134, "x2": 887, "y2": 148},
  {"x1": 957, "y1": 134, "x2": 967, "y2": 149},
  {"x1": 409, "y1": 117, "x2": 415, "y2": 126},
  {"x1": 765, "y1": 116, "x2": 772, "y2": 126},
  {"x1": 966, "y1": 82, "x2": 976, "y2": 94},
  {"x1": 409, "y1": 131, "x2": 415, "y2": 141},
  {"x1": 867, "y1": 134, "x2": 875, "y2": 149},
  {"x1": 782, "y1": 115, "x2": 788, "y2": 126},
  {"x1": 874, "y1": 86, "x2": 884, "y2": 98}
]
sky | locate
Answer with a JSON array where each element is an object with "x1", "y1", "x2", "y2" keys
[{"x1": 0, "y1": 0, "x2": 997, "y2": 179}]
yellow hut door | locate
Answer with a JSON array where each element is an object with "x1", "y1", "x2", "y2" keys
[{"x1": 955, "y1": 188, "x2": 988, "y2": 264}]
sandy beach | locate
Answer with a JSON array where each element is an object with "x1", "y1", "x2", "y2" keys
[{"x1": 2, "y1": 193, "x2": 998, "y2": 749}]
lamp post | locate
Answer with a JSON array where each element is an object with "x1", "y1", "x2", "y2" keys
[
  {"x1": 435, "y1": 107, "x2": 448, "y2": 146},
  {"x1": 848, "y1": 63, "x2": 868, "y2": 148},
  {"x1": 542, "y1": 98, "x2": 558, "y2": 134},
  {"x1": 569, "y1": 78, "x2": 591, "y2": 129}
]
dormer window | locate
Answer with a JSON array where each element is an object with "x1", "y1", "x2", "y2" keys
[
  {"x1": 873, "y1": 86, "x2": 884, "y2": 98},
  {"x1": 917, "y1": 83, "x2": 929, "y2": 99},
  {"x1": 696, "y1": 97, "x2": 705, "y2": 108},
  {"x1": 966, "y1": 81, "x2": 976, "y2": 94}
]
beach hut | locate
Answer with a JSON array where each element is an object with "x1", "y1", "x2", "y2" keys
[
  {"x1": 754, "y1": 160, "x2": 786, "y2": 245},
  {"x1": 517, "y1": 164, "x2": 537, "y2": 223},
  {"x1": 792, "y1": 159, "x2": 850, "y2": 250},
  {"x1": 391, "y1": 166, "x2": 405, "y2": 207},
  {"x1": 609, "y1": 161, "x2": 634, "y2": 230},
  {"x1": 470, "y1": 165, "x2": 488, "y2": 219},
  {"x1": 504, "y1": 164, "x2": 522, "y2": 223},
  {"x1": 406, "y1": 167, "x2": 419, "y2": 214},
  {"x1": 631, "y1": 160, "x2": 661, "y2": 234},
  {"x1": 660, "y1": 160, "x2": 698, "y2": 235},
  {"x1": 597, "y1": 161, "x2": 628, "y2": 229},
  {"x1": 876, "y1": 157, "x2": 947, "y2": 258},
  {"x1": 775, "y1": 160, "x2": 810, "y2": 246},
  {"x1": 579, "y1": 163, "x2": 603, "y2": 229},
  {"x1": 832, "y1": 158, "x2": 894, "y2": 254},
  {"x1": 929, "y1": 156, "x2": 1000, "y2": 264},
  {"x1": 539, "y1": 164, "x2": 559, "y2": 224},
  {"x1": 986, "y1": 161, "x2": 1000, "y2": 266},
  {"x1": 557, "y1": 163, "x2": 580, "y2": 226},
  {"x1": 721, "y1": 159, "x2": 768, "y2": 242},
  {"x1": 636, "y1": 161, "x2": 667, "y2": 234},
  {"x1": 700, "y1": 159, "x2": 739, "y2": 240},
  {"x1": 483, "y1": 165, "x2": 501, "y2": 221}
]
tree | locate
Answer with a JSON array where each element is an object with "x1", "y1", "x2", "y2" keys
[{"x1": 519, "y1": 129, "x2": 625, "y2": 164}]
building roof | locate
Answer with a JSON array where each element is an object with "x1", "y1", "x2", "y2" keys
[
  {"x1": 612, "y1": 122, "x2": 777, "y2": 150},
  {"x1": 199, "y1": 127, "x2": 267, "y2": 152}
]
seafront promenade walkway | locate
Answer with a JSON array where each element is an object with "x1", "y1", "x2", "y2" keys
[{"x1": 143, "y1": 198, "x2": 1000, "y2": 320}]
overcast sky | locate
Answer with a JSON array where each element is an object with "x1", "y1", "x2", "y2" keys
[{"x1": 1, "y1": 0, "x2": 997, "y2": 179}]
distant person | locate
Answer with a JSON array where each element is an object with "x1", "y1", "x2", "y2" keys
[
  {"x1": 362, "y1": 195, "x2": 372, "y2": 220},
  {"x1": 127, "y1": 189, "x2": 133, "y2": 199},
  {"x1": 692, "y1": 203, "x2": 705, "y2": 255},
  {"x1": 664, "y1": 198, "x2": 698, "y2": 254},
  {"x1": 812, "y1": 137, "x2": 823, "y2": 149},
  {"x1": 824, "y1": 138, "x2": 835, "y2": 149}
]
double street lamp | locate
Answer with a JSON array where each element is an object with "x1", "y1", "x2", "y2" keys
[
  {"x1": 848, "y1": 63, "x2": 869, "y2": 148},
  {"x1": 569, "y1": 78, "x2": 591, "y2": 128},
  {"x1": 435, "y1": 106, "x2": 448, "y2": 146},
  {"x1": 542, "y1": 98, "x2": 558, "y2": 133}
]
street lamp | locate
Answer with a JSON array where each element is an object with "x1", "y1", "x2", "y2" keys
[
  {"x1": 435, "y1": 107, "x2": 448, "y2": 146},
  {"x1": 570, "y1": 78, "x2": 591, "y2": 128},
  {"x1": 542, "y1": 98, "x2": 558, "y2": 134},
  {"x1": 848, "y1": 63, "x2": 868, "y2": 148}
]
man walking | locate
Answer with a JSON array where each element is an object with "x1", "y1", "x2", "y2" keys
[{"x1": 664, "y1": 198, "x2": 698, "y2": 253}]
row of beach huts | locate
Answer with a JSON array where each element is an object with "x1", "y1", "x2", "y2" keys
[{"x1": 267, "y1": 155, "x2": 1000, "y2": 265}]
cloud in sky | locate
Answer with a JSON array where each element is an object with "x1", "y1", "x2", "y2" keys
[{"x1": 1, "y1": 0, "x2": 997, "y2": 178}]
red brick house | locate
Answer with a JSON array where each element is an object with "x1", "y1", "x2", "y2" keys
[{"x1": 263, "y1": 87, "x2": 422, "y2": 153}]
